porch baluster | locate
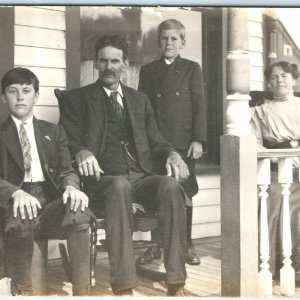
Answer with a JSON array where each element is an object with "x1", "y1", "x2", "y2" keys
[
  {"x1": 257, "y1": 158, "x2": 272, "y2": 297},
  {"x1": 278, "y1": 158, "x2": 295, "y2": 296}
]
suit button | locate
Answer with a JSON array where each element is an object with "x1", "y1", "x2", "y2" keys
[
  {"x1": 157, "y1": 93, "x2": 162, "y2": 98},
  {"x1": 49, "y1": 168, "x2": 54, "y2": 173},
  {"x1": 175, "y1": 91, "x2": 180, "y2": 96},
  {"x1": 121, "y1": 141, "x2": 125, "y2": 145}
]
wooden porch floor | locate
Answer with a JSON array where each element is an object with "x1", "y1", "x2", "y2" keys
[{"x1": 46, "y1": 236, "x2": 300, "y2": 297}]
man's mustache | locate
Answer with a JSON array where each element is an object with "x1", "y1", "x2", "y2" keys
[{"x1": 102, "y1": 71, "x2": 116, "y2": 76}]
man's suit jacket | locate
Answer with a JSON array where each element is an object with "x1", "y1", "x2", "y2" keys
[
  {"x1": 0, "y1": 117, "x2": 80, "y2": 209},
  {"x1": 59, "y1": 80, "x2": 174, "y2": 173},
  {"x1": 138, "y1": 55, "x2": 207, "y2": 152}
]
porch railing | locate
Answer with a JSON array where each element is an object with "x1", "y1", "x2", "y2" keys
[{"x1": 257, "y1": 148, "x2": 300, "y2": 297}]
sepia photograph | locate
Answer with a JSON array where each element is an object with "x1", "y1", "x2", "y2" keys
[{"x1": 0, "y1": 4, "x2": 300, "y2": 297}]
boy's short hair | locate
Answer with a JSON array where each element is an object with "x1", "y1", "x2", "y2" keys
[
  {"x1": 158, "y1": 19, "x2": 186, "y2": 40},
  {"x1": 94, "y1": 35, "x2": 129, "y2": 62},
  {"x1": 1, "y1": 67, "x2": 39, "y2": 93}
]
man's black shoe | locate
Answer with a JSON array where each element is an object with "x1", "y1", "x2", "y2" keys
[
  {"x1": 136, "y1": 246, "x2": 162, "y2": 265},
  {"x1": 167, "y1": 285, "x2": 187, "y2": 296},
  {"x1": 114, "y1": 288, "x2": 133, "y2": 296},
  {"x1": 186, "y1": 245, "x2": 200, "y2": 265}
]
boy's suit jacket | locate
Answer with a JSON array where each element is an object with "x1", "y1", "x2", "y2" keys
[
  {"x1": 0, "y1": 117, "x2": 80, "y2": 209},
  {"x1": 138, "y1": 55, "x2": 207, "y2": 152},
  {"x1": 59, "y1": 80, "x2": 174, "y2": 173}
]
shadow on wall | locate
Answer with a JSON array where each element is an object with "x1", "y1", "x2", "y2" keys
[{"x1": 80, "y1": 7, "x2": 160, "y2": 64}]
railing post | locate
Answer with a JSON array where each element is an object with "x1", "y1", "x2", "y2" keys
[
  {"x1": 221, "y1": 7, "x2": 258, "y2": 297},
  {"x1": 278, "y1": 158, "x2": 295, "y2": 296},
  {"x1": 257, "y1": 158, "x2": 272, "y2": 296}
]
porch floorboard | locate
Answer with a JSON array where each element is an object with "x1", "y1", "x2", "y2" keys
[{"x1": 2, "y1": 236, "x2": 300, "y2": 297}]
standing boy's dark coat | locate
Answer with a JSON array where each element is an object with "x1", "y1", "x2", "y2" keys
[
  {"x1": 139, "y1": 55, "x2": 207, "y2": 198},
  {"x1": 139, "y1": 55, "x2": 207, "y2": 152}
]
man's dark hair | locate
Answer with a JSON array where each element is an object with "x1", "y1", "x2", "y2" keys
[
  {"x1": 264, "y1": 61, "x2": 300, "y2": 81},
  {"x1": 94, "y1": 35, "x2": 129, "y2": 61},
  {"x1": 1, "y1": 67, "x2": 39, "y2": 93}
]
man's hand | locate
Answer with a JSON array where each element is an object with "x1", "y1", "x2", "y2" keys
[
  {"x1": 187, "y1": 141, "x2": 203, "y2": 160},
  {"x1": 166, "y1": 151, "x2": 189, "y2": 183},
  {"x1": 76, "y1": 149, "x2": 104, "y2": 180},
  {"x1": 63, "y1": 186, "x2": 89, "y2": 212},
  {"x1": 11, "y1": 190, "x2": 42, "y2": 220}
]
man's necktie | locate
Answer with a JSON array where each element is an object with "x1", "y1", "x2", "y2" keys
[
  {"x1": 110, "y1": 91, "x2": 124, "y2": 118},
  {"x1": 19, "y1": 123, "x2": 32, "y2": 175}
]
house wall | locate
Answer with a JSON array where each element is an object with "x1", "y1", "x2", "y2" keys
[
  {"x1": 13, "y1": 6, "x2": 67, "y2": 124},
  {"x1": 0, "y1": 7, "x2": 278, "y2": 247},
  {"x1": 248, "y1": 8, "x2": 264, "y2": 91}
]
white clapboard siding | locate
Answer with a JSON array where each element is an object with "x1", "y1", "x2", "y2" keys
[
  {"x1": 15, "y1": 66, "x2": 66, "y2": 88},
  {"x1": 192, "y1": 222, "x2": 220, "y2": 239},
  {"x1": 13, "y1": 6, "x2": 66, "y2": 125},
  {"x1": 15, "y1": 46, "x2": 66, "y2": 69},
  {"x1": 15, "y1": 6, "x2": 65, "y2": 30},
  {"x1": 250, "y1": 66, "x2": 264, "y2": 82},
  {"x1": 15, "y1": 25, "x2": 66, "y2": 49},
  {"x1": 193, "y1": 205, "x2": 220, "y2": 224},
  {"x1": 249, "y1": 51, "x2": 264, "y2": 67},
  {"x1": 196, "y1": 171, "x2": 220, "y2": 189},
  {"x1": 192, "y1": 168, "x2": 221, "y2": 239},
  {"x1": 249, "y1": 36, "x2": 263, "y2": 53},
  {"x1": 33, "y1": 106, "x2": 60, "y2": 124},
  {"x1": 251, "y1": 81, "x2": 264, "y2": 91},
  {"x1": 248, "y1": 9, "x2": 264, "y2": 92},
  {"x1": 193, "y1": 189, "x2": 220, "y2": 207},
  {"x1": 38, "y1": 87, "x2": 59, "y2": 106}
]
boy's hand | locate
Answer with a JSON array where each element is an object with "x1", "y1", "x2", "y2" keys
[
  {"x1": 11, "y1": 190, "x2": 42, "y2": 220},
  {"x1": 63, "y1": 186, "x2": 89, "y2": 212},
  {"x1": 76, "y1": 150, "x2": 104, "y2": 180},
  {"x1": 187, "y1": 141, "x2": 203, "y2": 160},
  {"x1": 166, "y1": 151, "x2": 189, "y2": 182}
]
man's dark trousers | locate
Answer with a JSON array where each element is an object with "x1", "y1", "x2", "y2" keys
[
  {"x1": 86, "y1": 172, "x2": 187, "y2": 292},
  {"x1": 2, "y1": 182, "x2": 91, "y2": 295}
]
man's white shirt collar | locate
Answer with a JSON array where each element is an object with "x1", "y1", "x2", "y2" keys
[
  {"x1": 103, "y1": 85, "x2": 123, "y2": 97},
  {"x1": 103, "y1": 85, "x2": 124, "y2": 107}
]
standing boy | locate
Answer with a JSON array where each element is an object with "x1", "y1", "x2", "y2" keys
[
  {"x1": 139, "y1": 19, "x2": 207, "y2": 265},
  {"x1": 0, "y1": 67, "x2": 94, "y2": 295}
]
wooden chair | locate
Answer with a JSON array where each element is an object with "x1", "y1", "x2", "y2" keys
[{"x1": 54, "y1": 89, "x2": 165, "y2": 287}]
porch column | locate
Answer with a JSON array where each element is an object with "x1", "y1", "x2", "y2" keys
[{"x1": 221, "y1": 8, "x2": 258, "y2": 297}]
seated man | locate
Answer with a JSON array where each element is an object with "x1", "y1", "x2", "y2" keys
[
  {"x1": 59, "y1": 35, "x2": 189, "y2": 296},
  {"x1": 0, "y1": 67, "x2": 95, "y2": 295}
]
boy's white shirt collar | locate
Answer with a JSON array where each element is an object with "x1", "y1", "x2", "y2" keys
[
  {"x1": 164, "y1": 58, "x2": 174, "y2": 65},
  {"x1": 11, "y1": 114, "x2": 34, "y2": 130}
]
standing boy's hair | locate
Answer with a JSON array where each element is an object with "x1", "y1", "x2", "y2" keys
[
  {"x1": 1, "y1": 67, "x2": 39, "y2": 93},
  {"x1": 157, "y1": 19, "x2": 186, "y2": 40}
]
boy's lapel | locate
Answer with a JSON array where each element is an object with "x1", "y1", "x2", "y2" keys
[
  {"x1": 33, "y1": 118, "x2": 50, "y2": 170},
  {"x1": 0, "y1": 117, "x2": 24, "y2": 171}
]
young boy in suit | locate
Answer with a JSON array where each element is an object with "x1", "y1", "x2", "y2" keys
[
  {"x1": 139, "y1": 19, "x2": 207, "y2": 265},
  {"x1": 0, "y1": 67, "x2": 94, "y2": 295}
]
